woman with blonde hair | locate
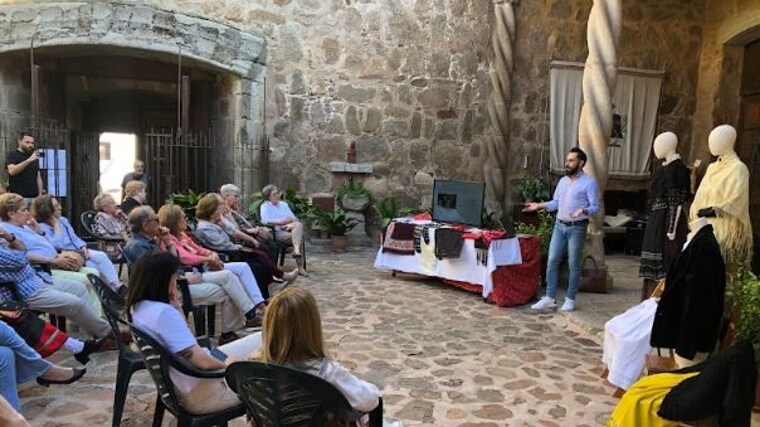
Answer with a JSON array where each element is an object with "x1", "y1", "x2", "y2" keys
[
  {"x1": 259, "y1": 287, "x2": 381, "y2": 422},
  {"x1": 120, "y1": 180, "x2": 147, "y2": 215}
]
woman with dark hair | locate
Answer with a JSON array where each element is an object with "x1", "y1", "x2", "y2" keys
[
  {"x1": 194, "y1": 193, "x2": 295, "y2": 298},
  {"x1": 32, "y1": 195, "x2": 125, "y2": 293},
  {"x1": 126, "y1": 252, "x2": 261, "y2": 415}
]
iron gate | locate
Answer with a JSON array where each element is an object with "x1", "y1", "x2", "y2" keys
[{"x1": 144, "y1": 128, "x2": 213, "y2": 208}]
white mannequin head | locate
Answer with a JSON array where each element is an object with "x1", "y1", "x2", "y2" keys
[
  {"x1": 653, "y1": 132, "x2": 678, "y2": 160},
  {"x1": 707, "y1": 124, "x2": 737, "y2": 157}
]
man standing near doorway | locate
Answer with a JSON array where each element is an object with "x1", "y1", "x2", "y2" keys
[
  {"x1": 120, "y1": 160, "x2": 152, "y2": 201},
  {"x1": 523, "y1": 147, "x2": 600, "y2": 312},
  {"x1": 6, "y1": 131, "x2": 43, "y2": 202}
]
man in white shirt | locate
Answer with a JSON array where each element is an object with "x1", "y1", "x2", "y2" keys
[{"x1": 259, "y1": 185, "x2": 307, "y2": 276}]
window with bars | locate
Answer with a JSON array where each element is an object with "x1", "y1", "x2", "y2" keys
[{"x1": 99, "y1": 142, "x2": 111, "y2": 160}]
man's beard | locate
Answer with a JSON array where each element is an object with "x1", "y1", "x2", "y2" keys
[
  {"x1": 22, "y1": 146, "x2": 34, "y2": 153},
  {"x1": 565, "y1": 165, "x2": 580, "y2": 176}
]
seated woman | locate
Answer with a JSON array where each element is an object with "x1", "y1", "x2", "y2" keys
[
  {"x1": 157, "y1": 204, "x2": 267, "y2": 321},
  {"x1": 259, "y1": 184, "x2": 307, "y2": 275},
  {"x1": 219, "y1": 184, "x2": 282, "y2": 263},
  {"x1": 126, "y1": 252, "x2": 262, "y2": 415},
  {"x1": 0, "y1": 193, "x2": 99, "y2": 290},
  {"x1": 120, "y1": 180, "x2": 147, "y2": 216},
  {"x1": 0, "y1": 320, "x2": 86, "y2": 413},
  {"x1": 92, "y1": 193, "x2": 129, "y2": 258},
  {"x1": 32, "y1": 195, "x2": 125, "y2": 293},
  {"x1": 194, "y1": 194, "x2": 297, "y2": 299},
  {"x1": 258, "y1": 287, "x2": 381, "y2": 424}
]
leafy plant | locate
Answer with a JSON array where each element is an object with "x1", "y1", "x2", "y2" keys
[
  {"x1": 514, "y1": 178, "x2": 550, "y2": 202},
  {"x1": 372, "y1": 198, "x2": 399, "y2": 228},
  {"x1": 481, "y1": 210, "x2": 503, "y2": 231},
  {"x1": 515, "y1": 211, "x2": 554, "y2": 257},
  {"x1": 338, "y1": 181, "x2": 372, "y2": 199},
  {"x1": 727, "y1": 268, "x2": 760, "y2": 366},
  {"x1": 281, "y1": 187, "x2": 315, "y2": 220},
  {"x1": 314, "y1": 209, "x2": 359, "y2": 236},
  {"x1": 246, "y1": 191, "x2": 265, "y2": 219},
  {"x1": 166, "y1": 189, "x2": 206, "y2": 222}
]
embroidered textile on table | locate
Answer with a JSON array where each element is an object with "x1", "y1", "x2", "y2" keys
[
  {"x1": 382, "y1": 221, "x2": 416, "y2": 255},
  {"x1": 435, "y1": 228, "x2": 465, "y2": 259}
]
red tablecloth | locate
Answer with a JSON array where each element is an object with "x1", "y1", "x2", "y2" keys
[{"x1": 443, "y1": 235, "x2": 541, "y2": 307}]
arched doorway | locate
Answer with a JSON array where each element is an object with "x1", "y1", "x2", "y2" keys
[{"x1": 0, "y1": 2, "x2": 267, "y2": 227}]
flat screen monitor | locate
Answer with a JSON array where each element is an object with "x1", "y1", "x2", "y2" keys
[{"x1": 431, "y1": 179, "x2": 484, "y2": 227}]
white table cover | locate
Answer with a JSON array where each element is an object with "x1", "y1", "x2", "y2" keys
[{"x1": 374, "y1": 226, "x2": 522, "y2": 298}]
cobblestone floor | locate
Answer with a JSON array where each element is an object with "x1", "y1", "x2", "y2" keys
[{"x1": 17, "y1": 248, "x2": 755, "y2": 426}]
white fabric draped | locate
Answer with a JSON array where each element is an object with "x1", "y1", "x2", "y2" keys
[{"x1": 549, "y1": 62, "x2": 664, "y2": 179}]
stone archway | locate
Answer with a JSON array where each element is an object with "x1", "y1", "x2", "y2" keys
[{"x1": 0, "y1": 1, "x2": 268, "y2": 198}]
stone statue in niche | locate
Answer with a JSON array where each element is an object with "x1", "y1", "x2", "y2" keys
[{"x1": 347, "y1": 140, "x2": 357, "y2": 164}]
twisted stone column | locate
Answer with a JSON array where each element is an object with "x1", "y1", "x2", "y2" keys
[
  {"x1": 483, "y1": 0, "x2": 516, "y2": 218},
  {"x1": 577, "y1": 0, "x2": 622, "y2": 270}
]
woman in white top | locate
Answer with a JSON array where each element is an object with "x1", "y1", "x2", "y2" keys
[
  {"x1": 259, "y1": 287, "x2": 380, "y2": 423},
  {"x1": 259, "y1": 185, "x2": 307, "y2": 276},
  {"x1": 126, "y1": 252, "x2": 262, "y2": 415}
]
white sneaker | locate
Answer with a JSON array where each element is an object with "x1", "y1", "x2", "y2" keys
[
  {"x1": 530, "y1": 296, "x2": 557, "y2": 310},
  {"x1": 560, "y1": 298, "x2": 576, "y2": 311}
]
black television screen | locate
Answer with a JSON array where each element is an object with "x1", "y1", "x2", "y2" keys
[{"x1": 431, "y1": 179, "x2": 484, "y2": 227}]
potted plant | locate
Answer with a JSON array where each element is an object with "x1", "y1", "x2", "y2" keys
[
  {"x1": 515, "y1": 211, "x2": 555, "y2": 283},
  {"x1": 514, "y1": 178, "x2": 550, "y2": 203},
  {"x1": 315, "y1": 209, "x2": 359, "y2": 252},
  {"x1": 167, "y1": 189, "x2": 206, "y2": 222},
  {"x1": 726, "y1": 268, "x2": 760, "y2": 410},
  {"x1": 338, "y1": 181, "x2": 372, "y2": 212}
]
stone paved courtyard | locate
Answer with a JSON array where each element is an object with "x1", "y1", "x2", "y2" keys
[{"x1": 16, "y1": 248, "x2": 756, "y2": 426}]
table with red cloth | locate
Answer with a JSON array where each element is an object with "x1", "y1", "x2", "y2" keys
[{"x1": 374, "y1": 219, "x2": 541, "y2": 307}]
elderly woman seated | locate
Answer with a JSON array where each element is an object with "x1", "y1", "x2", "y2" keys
[
  {"x1": 120, "y1": 180, "x2": 147, "y2": 215},
  {"x1": 32, "y1": 195, "x2": 125, "y2": 293},
  {"x1": 259, "y1": 184, "x2": 307, "y2": 276},
  {"x1": 92, "y1": 193, "x2": 129, "y2": 256},
  {"x1": 219, "y1": 183, "x2": 281, "y2": 263},
  {"x1": 0, "y1": 193, "x2": 99, "y2": 289},
  {"x1": 194, "y1": 193, "x2": 297, "y2": 299}
]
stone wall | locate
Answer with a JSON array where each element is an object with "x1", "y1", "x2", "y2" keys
[
  {"x1": 506, "y1": 0, "x2": 706, "y2": 192},
  {"x1": 690, "y1": 0, "x2": 760, "y2": 163},
  {"x1": 126, "y1": 0, "x2": 495, "y2": 207}
]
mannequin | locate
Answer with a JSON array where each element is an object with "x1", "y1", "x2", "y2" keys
[
  {"x1": 639, "y1": 132, "x2": 690, "y2": 300},
  {"x1": 689, "y1": 125, "x2": 753, "y2": 271}
]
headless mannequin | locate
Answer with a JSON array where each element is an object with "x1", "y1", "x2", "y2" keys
[
  {"x1": 653, "y1": 132, "x2": 682, "y2": 241},
  {"x1": 639, "y1": 132, "x2": 690, "y2": 299},
  {"x1": 673, "y1": 216, "x2": 711, "y2": 368},
  {"x1": 690, "y1": 124, "x2": 753, "y2": 270}
]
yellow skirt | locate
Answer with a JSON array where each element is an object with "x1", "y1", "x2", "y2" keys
[{"x1": 605, "y1": 372, "x2": 699, "y2": 427}]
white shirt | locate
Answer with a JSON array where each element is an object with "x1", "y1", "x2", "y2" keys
[
  {"x1": 298, "y1": 358, "x2": 380, "y2": 413},
  {"x1": 131, "y1": 300, "x2": 201, "y2": 395},
  {"x1": 260, "y1": 201, "x2": 296, "y2": 230}
]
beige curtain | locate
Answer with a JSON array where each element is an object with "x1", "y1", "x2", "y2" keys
[{"x1": 550, "y1": 61, "x2": 664, "y2": 179}]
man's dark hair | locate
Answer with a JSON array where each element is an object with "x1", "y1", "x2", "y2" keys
[
  {"x1": 17, "y1": 130, "x2": 33, "y2": 141},
  {"x1": 570, "y1": 146, "x2": 587, "y2": 164}
]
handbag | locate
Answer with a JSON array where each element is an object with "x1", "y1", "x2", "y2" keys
[
  {"x1": 0, "y1": 301, "x2": 68, "y2": 357},
  {"x1": 579, "y1": 256, "x2": 608, "y2": 293},
  {"x1": 56, "y1": 250, "x2": 86, "y2": 271}
]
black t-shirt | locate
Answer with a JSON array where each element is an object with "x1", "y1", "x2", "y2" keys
[{"x1": 6, "y1": 149, "x2": 39, "y2": 197}]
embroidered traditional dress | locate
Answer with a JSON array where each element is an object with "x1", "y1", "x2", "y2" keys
[{"x1": 639, "y1": 159, "x2": 690, "y2": 279}]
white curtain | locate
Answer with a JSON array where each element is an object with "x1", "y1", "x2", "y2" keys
[{"x1": 549, "y1": 62, "x2": 664, "y2": 179}]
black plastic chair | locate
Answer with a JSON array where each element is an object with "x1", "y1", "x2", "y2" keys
[
  {"x1": 225, "y1": 361, "x2": 383, "y2": 427},
  {"x1": 88, "y1": 274, "x2": 145, "y2": 427},
  {"x1": 80, "y1": 210, "x2": 127, "y2": 277},
  {"x1": 252, "y1": 208, "x2": 307, "y2": 271},
  {"x1": 129, "y1": 323, "x2": 246, "y2": 427}
]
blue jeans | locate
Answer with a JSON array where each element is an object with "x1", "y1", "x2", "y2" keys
[
  {"x1": 0, "y1": 321, "x2": 52, "y2": 412},
  {"x1": 545, "y1": 220, "x2": 587, "y2": 301}
]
